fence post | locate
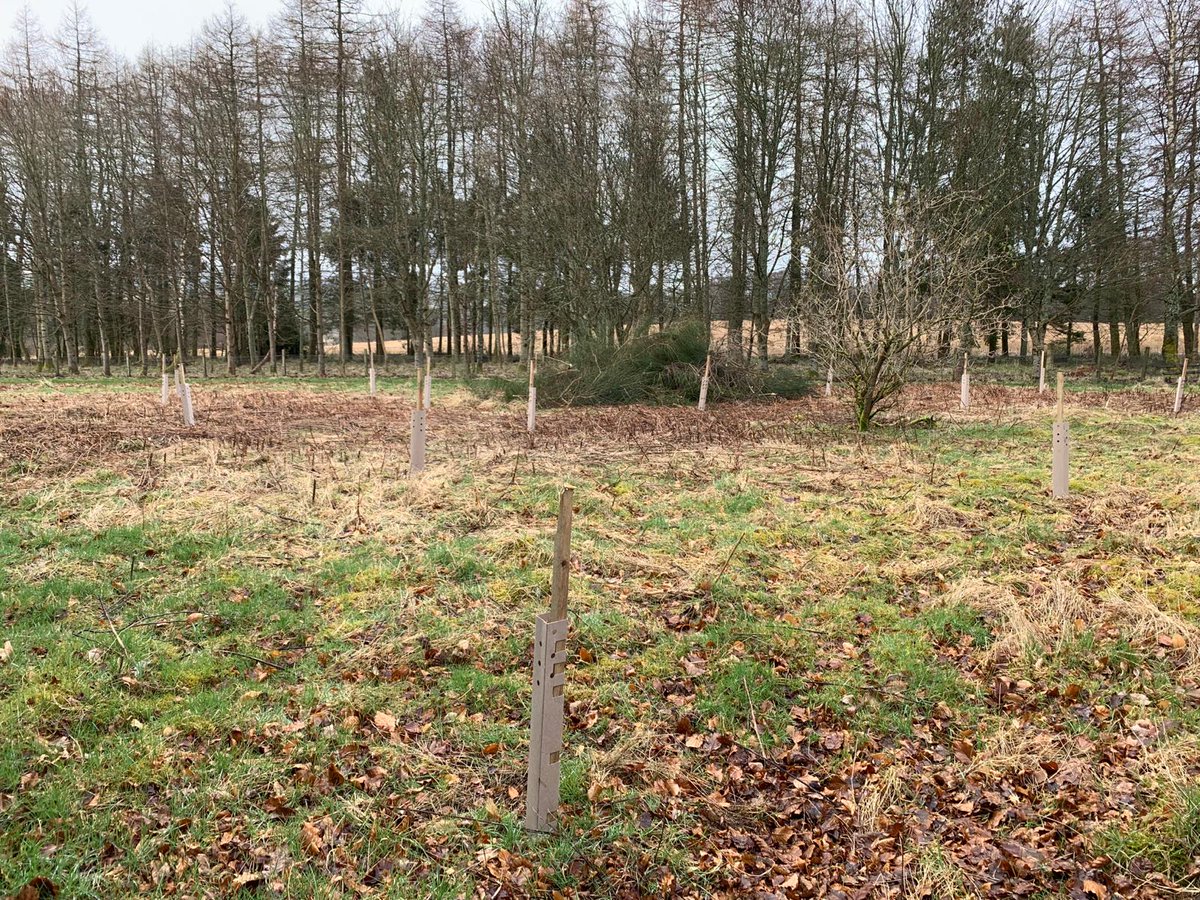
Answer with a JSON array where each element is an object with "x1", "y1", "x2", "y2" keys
[{"x1": 1174, "y1": 358, "x2": 1188, "y2": 415}]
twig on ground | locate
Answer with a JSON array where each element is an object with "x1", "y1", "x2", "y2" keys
[
  {"x1": 219, "y1": 648, "x2": 290, "y2": 670},
  {"x1": 713, "y1": 532, "x2": 746, "y2": 584},
  {"x1": 97, "y1": 596, "x2": 132, "y2": 670},
  {"x1": 743, "y1": 674, "x2": 764, "y2": 751}
]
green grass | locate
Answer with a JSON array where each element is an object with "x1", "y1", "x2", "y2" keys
[
  {"x1": 1, "y1": 373, "x2": 1199, "y2": 895},
  {"x1": 1097, "y1": 786, "x2": 1200, "y2": 882}
]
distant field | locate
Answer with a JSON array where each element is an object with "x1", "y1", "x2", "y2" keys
[
  {"x1": 337, "y1": 319, "x2": 1176, "y2": 361},
  {"x1": 2, "y1": 371, "x2": 1199, "y2": 897}
]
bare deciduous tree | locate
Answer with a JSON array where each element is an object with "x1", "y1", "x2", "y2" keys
[{"x1": 806, "y1": 191, "x2": 998, "y2": 428}]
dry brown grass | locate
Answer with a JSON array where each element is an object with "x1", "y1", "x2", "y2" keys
[
  {"x1": 965, "y1": 717, "x2": 1094, "y2": 785},
  {"x1": 937, "y1": 576, "x2": 1200, "y2": 675},
  {"x1": 348, "y1": 317, "x2": 1174, "y2": 360},
  {"x1": 1, "y1": 379, "x2": 1182, "y2": 486},
  {"x1": 4, "y1": 372, "x2": 1200, "y2": 897}
]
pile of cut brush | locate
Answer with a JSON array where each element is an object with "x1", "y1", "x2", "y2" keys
[{"x1": 473, "y1": 321, "x2": 810, "y2": 407}]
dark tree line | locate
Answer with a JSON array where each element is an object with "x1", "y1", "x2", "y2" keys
[{"x1": 0, "y1": 0, "x2": 1197, "y2": 375}]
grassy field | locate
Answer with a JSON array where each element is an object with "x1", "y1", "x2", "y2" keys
[{"x1": 1, "y1": 368, "x2": 1199, "y2": 898}]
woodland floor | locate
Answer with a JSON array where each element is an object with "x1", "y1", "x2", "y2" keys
[{"x1": 2, "y1": 369, "x2": 1200, "y2": 898}]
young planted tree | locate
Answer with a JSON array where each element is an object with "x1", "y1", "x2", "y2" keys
[{"x1": 805, "y1": 191, "x2": 996, "y2": 429}]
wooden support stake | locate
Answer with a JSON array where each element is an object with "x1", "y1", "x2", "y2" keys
[
  {"x1": 698, "y1": 354, "x2": 711, "y2": 411},
  {"x1": 423, "y1": 354, "x2": 432, "y2": 411},
  {"x1": 549, "y1": 487, "x2": 573, "y2": 621},
  {"x1": 960, "y1": 353, "x2": 970, "y2": 410},
  {"x1": 160, "y1": 358, "x2": 169, "y2": 407},
  {"x1": 1052, "y1": 372, "x2": 1068, "y2": 499},
  {"x1": 1174, "y1": 358, "x2": 1188, "y2": 415},
  {"x1": 825, "y1": 363, "x2": 833, "y2": 398},
  {"x1": 526, "y1": 486, "x2": 573, "y2": 832},
  {"x1": 527, "y1": 357, "x2": 537, "y2": 433},
  {"x1": 125, "y1": 351, "x2": 132, "y2": 377},
  {"x1": 409, "y1": 409, "x2": 426, "y2": 474},
  {"x1": 282, "y1": 349, "x2": 288, "y2": 376},
  {"x1": 1038, "y1": 348, "x2": 1047, "y2": 394}
]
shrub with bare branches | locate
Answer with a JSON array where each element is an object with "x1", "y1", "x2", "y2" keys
[{"x1": 803, "y1": 191, "x2": 999, "y2": 429}]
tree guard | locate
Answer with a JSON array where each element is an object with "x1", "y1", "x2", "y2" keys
[{"x1": 525, "y1": 486, "x2": 573, "y2": 832}]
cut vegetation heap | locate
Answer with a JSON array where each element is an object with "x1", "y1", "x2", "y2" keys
[{"x1": 474, "y1": 323, "x2": 809, "y2": 409}]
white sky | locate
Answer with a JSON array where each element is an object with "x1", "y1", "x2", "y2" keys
[{"x1": 0, "y1": 0, "x2": 491, "y2": 59}]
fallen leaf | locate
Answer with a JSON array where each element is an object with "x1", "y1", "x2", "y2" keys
[
  {"x1": 300, "y1": 821, "x2": 324, "y2": 857},
  {"x1": 232, "y1": 872, "x2": 265, "y2": 889},
  {"x1": 363, "y1": 857, "x2": 396, "y2": 887},
  {"x1": 374, "y1": 711, "x2": 397, "y2": 733},
  {"x1": 11, "y1": 876, "x2": 58, "y2": 899},
  {"x1": 264, "y1": 795, "x2": 296, "y2": 819}
]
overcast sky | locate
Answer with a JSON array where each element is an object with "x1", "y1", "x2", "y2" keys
[{"x1": 0, "y1": 0, "x2": 491, "y2": 59}]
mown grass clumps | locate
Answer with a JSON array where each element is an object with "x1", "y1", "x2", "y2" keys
[{"x1": 470, "y1": 321, "x2": 810, "y2": 407}]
